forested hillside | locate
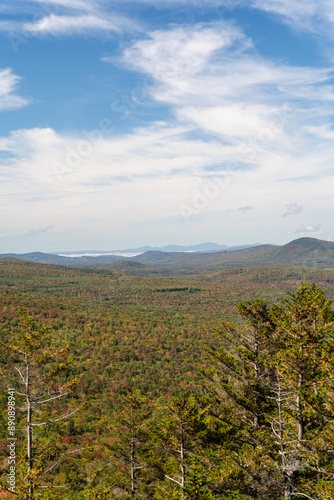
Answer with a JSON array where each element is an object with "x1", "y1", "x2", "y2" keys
[
  {"x1": 0, "y1": 260, "x2": 333, "y2": 498},
  {"x1": 3, "y1": 238, "x2": 334, "y2": 274}
]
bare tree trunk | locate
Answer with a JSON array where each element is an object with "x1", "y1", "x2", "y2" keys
[
  {"x1": 180, "y1": 419, "x2": 185, "y2": 500},
  {"x1": 130, "y1": 406, "x2": 135, "y2": 497},
  {"x1": 297, "y1": 373, "x2": 304, "y2": 442},
  {"x1": 26, "y1": 358, "x2": 33, "y2": 500},
  {"x1": 253, "y1": 347, "x2": 259, "y2": 430},
  {"x1": 131, "y1": 434, "x2": 135, "y2": 497},
  {"x1": 276, "y1": 373, "x2": 292, "y2": 500}
]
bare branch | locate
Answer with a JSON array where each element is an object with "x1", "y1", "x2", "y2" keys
[
  {"x1": 31, "y1": 404, "x2": 84, "y2": 427},
  {"x1": 33, "y1": 392, "x2": 70, "y2": 404},
  {"x1": 165, "y1": 474, "x2": 183, "y2": 487},
  {"x1": 291, "y1": 493, "x2": 317, "y2": 500},
  {"x1": 14, "y1": 366, "x2": 26, "y2": 384},
  {"x1": 37, "y1": 485, "x2": 69, "y2": 489}
]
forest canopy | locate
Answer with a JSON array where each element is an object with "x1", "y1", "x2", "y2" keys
[{"x1": 0, "y1": 264, "x2": 333, "y2": 499}]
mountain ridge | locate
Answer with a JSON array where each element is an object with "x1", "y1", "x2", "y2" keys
[
  {"x1": 56, "y1": 242, "x2": 262, "y2": 256},
  {"x1": 2, "y1": 237, "x2": 333, "y2": 274}
]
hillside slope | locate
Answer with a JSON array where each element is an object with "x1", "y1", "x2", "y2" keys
[
  {"x1": 1, "y1": 238, "x2": 334, "y2": 274},
  {"x1": 128, "y1": 237, "x2": 334, "y2": 274},
  {"x1": 1, "y1": 258, "x2": 334, "y2": 397}
]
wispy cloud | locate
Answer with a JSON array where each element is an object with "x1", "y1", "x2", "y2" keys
[
  {"x1": 235, "y1": 206, "x2": 254, "y2": 212},
  {"x1": 0, "y1": 118, "x2": 333, "y2": 248},
  {"x1": 1, "y1": 18, "x2": 334, "y2": 250},
  {"x1": 3, "y1": 0, "x2": 334, "y2": 41},
  {"x1": 249, "y1": 0, "x2": 334, "y2": 37},
  {"x1": 0, "y1": 68, "x2": 28, "y2": 111},
  {"x1": 25, "y1": 225, "x2": 55, "y2": 237},
  {"x1": 102, "y1": 22, "x2": 334, "y2": 243},
  {"x1": 24, "y1": 13, "x2": 136, "y2": 35},
  {"x1": 0, "y1": 0, "x2": 140, "y2": 39},
  {"x1": 31, "y1": 0, "x2": 97, "y2": 10},
  {"x1": 118, "y1": 0, "x2": 231, "y2": 5},
  {"x1": 282, "y1": 203, "x2": 304, "y2": 217},
  {"x1": 119, "y1": 21, "x2": 334, "y2": 148},
  {"x1": 2, "y1": 0, "x2": 103, "y2": 13},
  {"x1": 121, "y1": 22, "x2": 250, "y2": 105},
  {"x1": 295, "y1": 224, "x2": 322, "y2": 236},
  {"x1": 121, "y1": 21, "x2": 333, "y2": 107}
]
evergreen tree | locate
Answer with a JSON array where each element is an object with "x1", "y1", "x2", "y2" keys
[
  {"x1": 152, "y1": 392, "x2": 211, "y2": 500},
  {"x1": 271, "y1": 283, "x2": 334, "y2": 499},
  {"x1": 202, "y1": 298, "x2": 280, "y2": 499},
  {"x1": 0, "y1": 310, "x2": 84, "y2": 499},
  {"x1": 104, "y1": 389, "x2": 156, "y2": 499},
  {"x1": 202, "y1": 285, "x2": 334, "y2": 499}
]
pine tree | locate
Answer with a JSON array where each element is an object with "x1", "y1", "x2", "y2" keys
[
  {"x1": 202, "y1": 284, "x2": 334, "y2": 500},
  {"x1": 202, "y1": 298, "x2": 281, "y2": 498},
  {"x1": 152, "y1": 392, "x2": 210, "y2": 500},
  {"x1": 0, "y1": 310, "x2": 84, "y2": 499},
  {"x1": 271, "y1": 283, "x2": 334, "y2": 499},
  {"x1": 105, "y1": 389, "x2": 156, "y2": 499}
]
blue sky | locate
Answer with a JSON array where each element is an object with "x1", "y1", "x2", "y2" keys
[{"x1": 1, "y1": 0, "x2": 334, "y2": 252}]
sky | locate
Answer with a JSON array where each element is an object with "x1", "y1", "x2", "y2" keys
[{"x1": 1, "y1": 0, "x2": 334, "y2": 253}]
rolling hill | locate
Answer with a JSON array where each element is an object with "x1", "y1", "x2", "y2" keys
[
  {"x1": 1, "y1": 237, "x2": 334, "y2": 274},
  {"x1": 127, "y1": 237, "x2": 334, "y2": 274}
]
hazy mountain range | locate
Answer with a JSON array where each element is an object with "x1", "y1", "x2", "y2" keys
[
  {"x1": 56, "y1": 242, "x2": 261, "y2": 256},
  {"x1": 1, "y1": 237, "x2": 334, "y2": 275}
]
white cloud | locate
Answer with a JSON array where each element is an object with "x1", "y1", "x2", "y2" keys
[
  {"x1": 2, "y1": 0, "x2": 334, "y2": 42},
  {"x1": 1, "y1": 116, "x2": 333, "y2": 250},
  {"x1": 305, "y1": 124, "x2": 334, "y2": 141},
  {"x1": 25, "y1": 225, "x2": 55, "y2": 237},
  {"x1": 31, "y1": 0, "x2": 235, "y2": 8},
  {"x1": 0, "y1": 124, "x2": 235, "y2": 247},
  {"x1": 118, "y1": 0, "x2": 230, "y2": 6},
  {"x1": 32, "y1": 0, "x2": 97, "y2": 10},
  {"x1": 282, "y1": 203, "x2": 304, "y2": 217},
  {"x1": 295, "y1": 224, "x2": 323, "y2": 236},
  {"x1": 1, "y1": 18, "x2": 334, "y2": 250},
  {"x1": 121, "y1": 22, "x2": 250, "y2": 104},
  {"x1": 0, "y1": 68, "x2": 28, "y2": 111},
  {"x1": 24, "y1": 13, "x2": 136, "y2": 35},
  {"x1": 30, "y1": 0, "x2": 334, "y2": 39},
  {"x1": 250, "y1": 0, "x2": 334, "y2": 36},
  {"x1": 120, "y1": 22, "x2": 333, "y2": 108},
  {"x1": 178, "y1": 104, "x2": 279, "y2": 140},
  {"x1": 0, "y1": 0, "x2": 140, "y2": 38},
  {"x1": 118, "y1": 22, "x2": 334, "y2": 149},
  {"x1": 2, "y1": 0, "x2": 101, "y2": 13}
]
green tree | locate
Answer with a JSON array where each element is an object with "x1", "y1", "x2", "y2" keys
[
  {"x1": 0, "y1": 310, "x2": 84, "y2": 499},
  {"x1": 153, "y1": 392, "x2": 211, "y2": 500},
  {"x1": 89, "y1": 389, "x2": 157, "y2": 499},
  {"x1": 202, "y1": 298, "x2": 279, "y2": 499},
  {"x1": 203, "y1": 284, "x2": 334, "y2": 500},
  {"x1": 271, "y1": 283, "x2": 334, "y2": 499}
]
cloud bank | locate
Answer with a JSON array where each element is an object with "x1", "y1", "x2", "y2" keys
[{"x1": 1, "y1": 13, "x2": 334, "y2": 250}]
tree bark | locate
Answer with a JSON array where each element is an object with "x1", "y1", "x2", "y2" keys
[
  {"x1": 297, "y1": 373, "x2": 304, "y2": 442},
  {"x1": 180, "y1": 419, "x2": 185, "y2": 500},
  {"x1": 276, "y1": 372, "x2": 292, "y2": 500},
  {"x1": 130, "y1": 407, "x2": 135, "y2": 497},
  {"x1": 26, "y1": 357, "x2": 33, "y2": 500}
]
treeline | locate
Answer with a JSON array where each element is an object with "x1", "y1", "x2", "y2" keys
[{"x1": 0, "y1": 283, "x2": 333, "y2": 499}]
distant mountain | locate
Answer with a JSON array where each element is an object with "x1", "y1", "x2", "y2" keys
[
  {"x1": 57, "y1": 242, "x2": 261, "y2": 256},
  {"x1": 0, "y1": 252, "x2": 124, "y2": 266},
  {"x1": 128, "y1": 244, "x2": 276, "y2": 274},
  {"x1": 126, "y1": 237, "x2": 334, "y2": 274},
  {"x1": 2, "y1": 238, "x2": 334, "y2": 274}
]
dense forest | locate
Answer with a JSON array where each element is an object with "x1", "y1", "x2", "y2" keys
[{"x1": 0, "y1": 260, "x2": 333, "y2": 499}]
